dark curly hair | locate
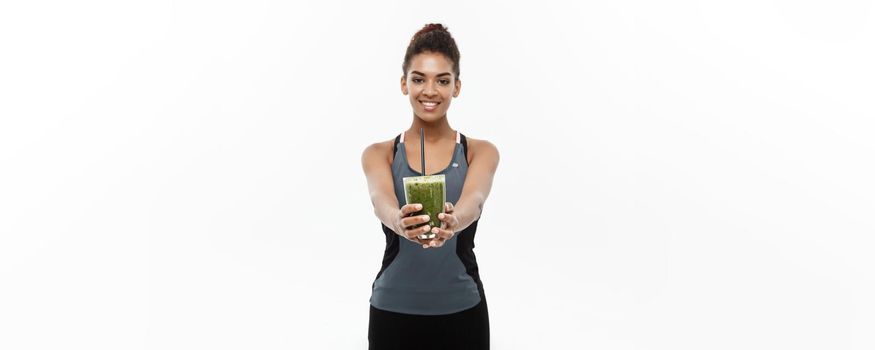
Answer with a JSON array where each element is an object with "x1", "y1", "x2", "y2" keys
[{"x1": 402, "y1": 23, "x2": 461, "y2": 80}]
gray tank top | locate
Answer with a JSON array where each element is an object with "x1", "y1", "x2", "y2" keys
[{"x1": 369, "y1": 130, "x2": 485, "y2": 315}]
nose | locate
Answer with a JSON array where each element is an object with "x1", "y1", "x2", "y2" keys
[{"x1": 422, "y1": 81, "x2": 438, "y2": 96}]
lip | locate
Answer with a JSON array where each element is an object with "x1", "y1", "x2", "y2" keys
[{"x1": 419, "y1": 100, "x2": 441, "y2": 112}]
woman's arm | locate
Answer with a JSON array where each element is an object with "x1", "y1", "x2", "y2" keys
[
  {"x1": 450, "y1": 138, "x2": 500, "y2": 232},
  {"x1": 361, "y1": 141, "x2": 434, "y2": 246},
  {"x1": 361, "y1": 141, "x2": 399, "y2": 229},
  {"x1": 427, "y1": 137, "x2": 500, "y2": 248}
]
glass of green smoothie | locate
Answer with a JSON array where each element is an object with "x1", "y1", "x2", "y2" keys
[{"x1": 403, "y1": 174, "x2": 446, "y2": 240}]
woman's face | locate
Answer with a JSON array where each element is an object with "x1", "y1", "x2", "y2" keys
[{"x1": 401, "y1": 51, "x2": 461, "y2": 122}]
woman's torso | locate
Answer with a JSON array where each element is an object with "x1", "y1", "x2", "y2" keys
[{"x1": 369, "y1": 130, "x2": 485, "y2": 315}]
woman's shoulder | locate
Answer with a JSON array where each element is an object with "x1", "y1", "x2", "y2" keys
[
  {"x1": 361, "y1": 136, "x2": 398, "y2": 166},
  {"x1": 462, "y1": 135, "x2": 499, "y2": 165}
]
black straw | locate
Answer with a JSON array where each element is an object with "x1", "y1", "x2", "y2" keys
[{"x1": 420, "y1": 128, "x2": 426, "y2": 176}]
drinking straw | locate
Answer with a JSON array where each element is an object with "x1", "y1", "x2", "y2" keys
[{"x1": 420, "y1": 128, "x2": 426, "y2": 176}]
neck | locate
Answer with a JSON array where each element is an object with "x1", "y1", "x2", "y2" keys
[{"x1": 407, "y1": 114, "x2": 454, "y2": 143}]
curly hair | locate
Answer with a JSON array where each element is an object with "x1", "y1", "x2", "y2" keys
[{"x1": 402, "y1": 23, "x2": 461, "y2": 80}]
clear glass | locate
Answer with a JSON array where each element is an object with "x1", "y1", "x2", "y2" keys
[{"x1": 402, "y1": 174, "x2": 446, "y2": 240}]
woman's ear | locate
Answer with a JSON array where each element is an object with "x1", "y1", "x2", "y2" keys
[
  {"x1": 400, "y1": 75, "x2": 408, "y2": 95},
  {"x1": 453, "y1": 78, "x2": 461, "y2": 97}
]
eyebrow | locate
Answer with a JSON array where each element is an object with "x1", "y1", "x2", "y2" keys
[{"x1": 410, "y1": 71, "x2": 452, "y2": 78}]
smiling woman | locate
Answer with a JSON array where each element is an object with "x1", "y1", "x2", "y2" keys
[{"x1": 360, "y1": 23, "x2": 499, "y2": 349}]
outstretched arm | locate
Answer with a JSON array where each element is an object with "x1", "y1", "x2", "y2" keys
[
  {"x1": 428, "y1": 138, "x2": 500, "y2": 247},
  {"x1": 362, "y1": 141, "x2": 434, "y2": 247}
]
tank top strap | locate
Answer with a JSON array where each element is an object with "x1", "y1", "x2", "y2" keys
[
  {"x1": 460, "y1": 132, "x2": 468, "y2": 163},
  {"x1": 395, "y1": 130, "x2": 465, "y2": 162},
  {"x1": 392, "y1": 133, "x2": 401, "y2": 159}
]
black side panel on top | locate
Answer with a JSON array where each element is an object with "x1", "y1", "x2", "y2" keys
[
  {"x1": 455, "y1": 219, "x2": 484, "y2": 301},
  {"x1": 458, "y1": 133, "x2": 483, "y2": 299},
  {"x1": 373, "y1": 134, "x2": 403, "y2": 290},
  {"x1": 373, "y1": 224, "x2": 400, "y2": 290}
]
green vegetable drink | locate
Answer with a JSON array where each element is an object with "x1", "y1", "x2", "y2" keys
[{"x1": 403, "y1": 174, "x2": 446, "y2": 240}]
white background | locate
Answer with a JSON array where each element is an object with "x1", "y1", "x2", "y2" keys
[{"x1": 1, "y1": 1, "x2": 873, "y2": 349}]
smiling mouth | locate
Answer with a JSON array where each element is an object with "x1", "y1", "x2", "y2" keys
[{"x1": 420, "y1": 101, "x2": 441, "y2": 110}]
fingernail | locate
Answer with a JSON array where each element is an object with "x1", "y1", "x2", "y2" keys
[{"x1": 438, "y1": 213, "x2": 444, "y2": 219}]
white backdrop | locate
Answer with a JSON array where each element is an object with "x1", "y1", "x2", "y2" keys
[{"x1": 1, "y1": 1, "x2": 874, "y2": 349}]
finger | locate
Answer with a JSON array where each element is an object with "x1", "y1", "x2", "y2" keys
[
  {"x1": 405, "y1": 235, "x2": 429, "y2": 249},
  {"x1": 401, "y1": 214, "x2": 431, "y2": 229},
  {"x1": 404, "y1": 224, "x2": 431, "y2": 240},
  {"x1": 431, "y1": 226, "x2": 454, "y2": 241},
  {"x1": 421, "y1": 238, "x2": 435, "y2": 249},
  {"x1": 437, "y1": 212, "x2": 454, "y2": 224},
  {"x1": 437, "y1": 213, "x2": 458, "y2": 233},
  {"x1": 429, "y1": 234, "x2": 447, "y2": 248},
  {"x1": 428, "y1": 235, "x2": 443, "y2": 248},
  {"x1": 444, "y1": 202, "x2": 454, "y2": 213},
  {"x1": 400, "y1": 203, "x2": 423, "y2": 217},
  {"x1": 425, "y1": 228, "x2": 452, "y2": 247},
  {"x1": 417, "y1": 235, "x2": 436, "y2": 249},
  {"x1": 405, "y1": 225, "x2": 430, "y2": 240},
  {"x1": 414, "y1": 237, "x2": 431, "y2": 248}
]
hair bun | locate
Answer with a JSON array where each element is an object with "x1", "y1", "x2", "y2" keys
[
  {"x1": 414, "y1": 23, "x2": 448, "y2": 38},
  {"x1": 402, "y1": 23, "x2": 461, "y2": 79}
]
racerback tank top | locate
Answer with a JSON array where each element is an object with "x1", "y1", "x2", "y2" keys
[{"x1": 369, "y1": 130, "x2": 485, "y2": 315}]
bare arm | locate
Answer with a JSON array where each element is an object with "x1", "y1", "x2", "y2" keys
[
  {"x1": 361, "y1": 141, "x2": 400, "y2": 228},
  {"x1": 361, "y1": 141, "x2": 433, "y2": 246},
  {"x1": 450, "y1": 138, "x2": 500, "y2": 232}
]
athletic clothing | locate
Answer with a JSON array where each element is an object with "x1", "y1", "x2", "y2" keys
[
  {"x1": 369, "y1": 130, "x2": 486, "y2": 315},
  {"x1": 368, "y1": 298, "x2": 489, "y2": 350},
  {"x1": 368, "y1": 130, "x2": 489, "y2": 349}
]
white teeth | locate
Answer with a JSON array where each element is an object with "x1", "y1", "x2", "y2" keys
[{"x1": 421, "y1": 101, "x2": 439, "y2": 107}]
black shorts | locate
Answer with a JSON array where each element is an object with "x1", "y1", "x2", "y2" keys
[{"x1": 368, "y1": 299, "x2": 490, "y2": 350}]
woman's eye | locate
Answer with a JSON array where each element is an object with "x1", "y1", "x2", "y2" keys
[{"x1": 411, "y1": 78, "x2": 450, "y2": 85}]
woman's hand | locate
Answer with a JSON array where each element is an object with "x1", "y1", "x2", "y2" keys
[
  {"x1": 393, "y1": 203, "x2": 434, "y2": 247},
  {"x1": 427, "y1": 202, "x2": 459, "y2": 248}
]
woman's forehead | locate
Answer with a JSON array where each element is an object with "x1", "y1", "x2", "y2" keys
[{"x1": 409, "y1": 53, "x2": 453, "y2": 75}]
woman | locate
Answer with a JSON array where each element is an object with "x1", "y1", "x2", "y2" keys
[{"x1": 361, "y1": 23, "x2": 500, "y2": 349}]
